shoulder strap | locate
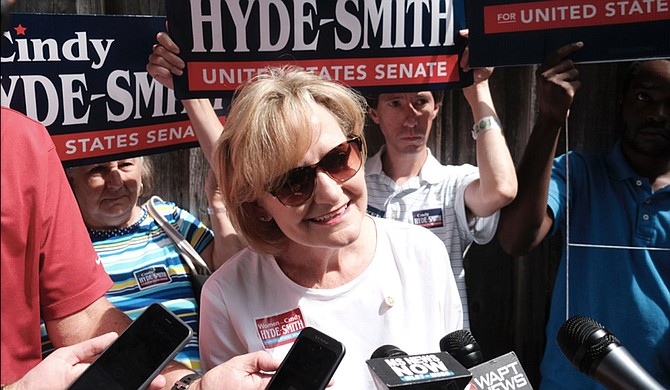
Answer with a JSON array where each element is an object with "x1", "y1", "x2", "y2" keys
[{"x1": 146, "y1": 196, "x2": 211, "y2": 276}]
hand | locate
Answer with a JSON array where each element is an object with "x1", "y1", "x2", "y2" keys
[
  {"x1": 536, "y1": 42, "x2": 583, "y2": 125},
  {"x1": 458, "y1": 29, "x2": 497, "y2": 119},
  {"x1": 195, "y1": 351, "x2": 281, "y2": 390},
  {"x1": 146, "y1": 28, "x2": 185, "y2": 91},
  {"x1": 459, "y1": 29, "x2": 494, "y2": 85},
  {"x1": 7, "y1": 333, "x2": 166, "y2": 390}
]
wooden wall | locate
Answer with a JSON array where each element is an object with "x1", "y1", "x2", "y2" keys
[{"x1": 11, "y1": 1, "x2": 629, "y2": 386}]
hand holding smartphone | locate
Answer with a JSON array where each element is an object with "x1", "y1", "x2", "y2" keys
[
  {"x1": 265, "y1": 326, "x2": 345, "y2": 390},
  {"x1": 68, "y1": 303, "x2": 193, "y2": 390}
]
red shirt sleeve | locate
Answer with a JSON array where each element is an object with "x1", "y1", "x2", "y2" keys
[
  {"x1": 38, "y1": 140, "x2": 113, "y2": 320},
  {"x1": 1, "y1": 107, "x2": 112, "y2": 383}
]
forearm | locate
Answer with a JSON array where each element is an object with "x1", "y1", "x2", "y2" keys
[
  {"x1": 462, "y1": 80, "x2": 517, "y2": 216},
  {"x1": 45, "y1": 297, "x2": 131, "y2": 348},
  {"x1": 463, "y1": 79, "x2": 496, "y2": 121},
  {"x1": 469, "y1": 125, "x2": 517, "y2": 216},
  {"x1": 203, "y1": 167, "x2": 245, "y2": 269},
  {"x1": 183, "y1": 99, "x2": 224, "y2": 168},
  {"x1": 498, "y1": 114, "x2": 562, "y2": 255},
  {"x1": 207, "y1": 208, "x2": 245, "y2": 270}
]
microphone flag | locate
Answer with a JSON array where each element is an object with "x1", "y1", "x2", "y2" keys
[
  {"x1": 366, "y1": 351, "x2": 472, "y2": 389},
  {"x1": 467, "y1": 351, "x2": 533, "y2": 390}
]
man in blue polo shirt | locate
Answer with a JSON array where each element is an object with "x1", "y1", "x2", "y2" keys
[{"x1": 498, "y1": 43, "x2": 670, "y2": 389}]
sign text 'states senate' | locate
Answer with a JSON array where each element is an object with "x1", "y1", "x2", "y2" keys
[{"x1": 166, "y1": 0, "x2": 472, "y2": 99}]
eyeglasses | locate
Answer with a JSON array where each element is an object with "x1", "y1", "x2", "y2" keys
[{"x1": 270, "y1": 137, "x2": 363, "y2": 207}]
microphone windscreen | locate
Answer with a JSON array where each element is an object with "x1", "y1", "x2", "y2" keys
[
  {"x1": 370, "y1": 345, "x2": 407, "y2": 359},
  {"x1": 556, "y1": 315, "x2": 667, "y2": 390},
  {"x1": 440, "y1": 329, "x2": 477, "y2": 352},
  {"x1": 557, "y1": 315, "x2": 620, "y2": 374},
  {"x1": 440, "y1": 329, "x2": 484, "y2": 369}
]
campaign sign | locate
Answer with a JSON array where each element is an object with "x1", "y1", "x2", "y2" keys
[
  {"x1": 166, "y1": 0, "x2": 472, "y2": 99},
  {"x1": 466, "y1": 0, "x2": 670, "y2": 67},
  {"x1": 1, "y1": 13, "x2": 227, "y2": 167}
]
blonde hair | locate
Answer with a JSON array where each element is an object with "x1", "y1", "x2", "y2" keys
[{"x1": 215, "y1": 66, "x2": 368, "y2": 256}]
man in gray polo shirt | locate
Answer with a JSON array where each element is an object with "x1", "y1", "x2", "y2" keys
[{"x1": 364, "y1": 38, "x2": 517, "y2": 329}]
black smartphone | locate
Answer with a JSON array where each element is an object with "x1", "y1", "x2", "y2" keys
[
  {"x1": 68, "y1": 303, "x2": 193, "y2": 390},
  {"x1": 265, "y1": 326, "x2": 346, "y2": 390}
]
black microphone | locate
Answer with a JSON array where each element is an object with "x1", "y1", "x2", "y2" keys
[
  {"x1": 439, "y1": 329, "x2": 484, "y2": 369},
  {"x1": 440, "y1": 329, "x2": 532, "y2": 390},
  {"x1": 557, "y1": 315, "x2": 666, "y2": 390},
  {"x1": 371, "y1": 344, "x2": 409, "y2": 359},
  {"x1": 366, "y1": 344, "x2": 472, "y2": 389}
]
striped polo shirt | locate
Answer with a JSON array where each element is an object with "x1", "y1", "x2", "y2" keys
[
  {"x1": 41, "y1": 200, "x2": 213, "y2": 373},
  {"x1": 365, "y1": 146, "x2": 499, "y2": 330}
]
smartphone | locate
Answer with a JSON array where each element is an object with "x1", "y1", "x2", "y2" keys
[
  {"x1": 68, "y1": 303, "x2": 193, "y2": 390},
  {"x1": 265, "y1": 326, "x2": 346, "y2": 390}
]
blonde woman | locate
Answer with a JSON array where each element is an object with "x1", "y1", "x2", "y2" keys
[{"x1": 197, "y1": 67, "x2": 463, "y2": 389}]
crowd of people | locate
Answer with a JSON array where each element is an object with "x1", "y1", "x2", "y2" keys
[{"x1": 1, "y1": 1, "x2": 668, "y2": 388}]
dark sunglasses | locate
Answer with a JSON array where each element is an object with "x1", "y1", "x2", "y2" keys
[{"x1": 270, "y1": 137, "x2": 363, "y2": 207}]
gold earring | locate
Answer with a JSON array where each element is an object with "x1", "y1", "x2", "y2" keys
[
  {"x1": 259, "y1": 215, "x2": 270, "y2": 222},
  {"x1": 139, "y1": 183, "x2": 144, "y2": 196}
]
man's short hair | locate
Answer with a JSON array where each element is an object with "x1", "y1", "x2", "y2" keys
[
  {"x1": 365, "y1": 90, "x2": 444, "y2": 109},
  {"x1": 618, "y1": 58, "x2": 670, "y2": 99}
]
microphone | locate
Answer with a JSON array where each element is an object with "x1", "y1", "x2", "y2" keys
[
  {"x1": 371, "y1": 345, "x2": 409, "y2": 359},
  {"x1": 439, "y1": 329, "x2": 484, "y2": 369},
  {"x1": 557, "y1": 315, "x2": 666, "y2": 390},
  {"x1": 441, "y1": 329, "x2": 532, "y2": 390},
  {"x1": 366, "y1": 344, "x2": 472, "y2": 389}
]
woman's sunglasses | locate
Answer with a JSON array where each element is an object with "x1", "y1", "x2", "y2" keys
[{"x1": 270, "y1": 137, "x2": 363, "y2": 207}]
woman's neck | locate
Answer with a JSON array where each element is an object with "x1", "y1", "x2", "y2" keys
[{"x1": 275, "y1": 216, "x2": 377, "y2": 289}]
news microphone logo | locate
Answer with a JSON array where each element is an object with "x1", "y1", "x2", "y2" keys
[
  {"x1": 366, "y1": 345, "x2": 472, "y2": 389},
  {"x1": 557, "y1": 315, "x2": 666, "y2": 390}
]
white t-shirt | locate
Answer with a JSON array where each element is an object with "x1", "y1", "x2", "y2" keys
[
  {"x1": 199, "y1": 217, "x2": 463, "y2": 389},
  {"x1": 365, "y1": 147, "x2": 499, "y2": 329}
]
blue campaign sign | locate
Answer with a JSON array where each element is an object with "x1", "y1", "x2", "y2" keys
[
  {"x1": 166, "y1": 0, "x2": 472, "y2": 99},
  {"x1": 466, "y1": 0, "x2": 670, "y2": 67},
  {"x1": 1, "y1": 13, "x2": 227, "y2": 166}
]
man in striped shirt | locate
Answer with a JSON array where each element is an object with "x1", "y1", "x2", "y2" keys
[{"x1": 364, "y1": 45, "x2": 517, "y2": 329}]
